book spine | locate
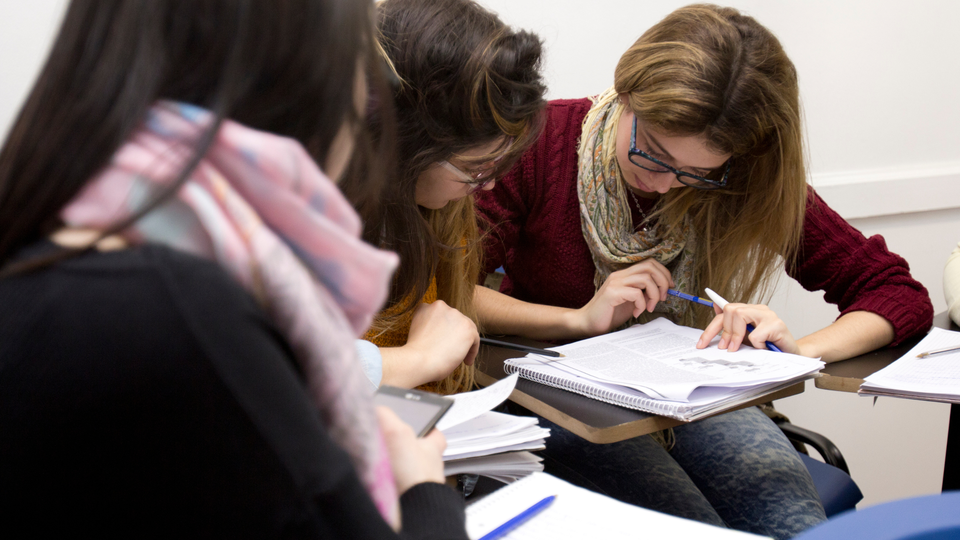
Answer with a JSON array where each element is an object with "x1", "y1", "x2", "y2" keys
[{"x1": 505, "y1": 362, "x2": 690, "y2": 421}]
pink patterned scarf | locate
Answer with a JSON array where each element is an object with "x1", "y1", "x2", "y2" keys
[{"x1": 61, "y1": 101, "x2": 401, "y2": 526}]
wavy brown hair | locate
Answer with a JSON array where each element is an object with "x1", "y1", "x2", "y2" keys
[
  {"x1": 365, "y1": 0, "x2": 546, "y2": 393},
  {"x1": 615, "y1": 4, "x2": 807, "y2": 329}
]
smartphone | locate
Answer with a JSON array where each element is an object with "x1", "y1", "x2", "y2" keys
[{"x1": 373, "y1": 386, "x2": 454, "y2": 437}]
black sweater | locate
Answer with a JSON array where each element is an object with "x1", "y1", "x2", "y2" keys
[{"x1": 0, "y1": 243, "x2": 467, "y2": 539}]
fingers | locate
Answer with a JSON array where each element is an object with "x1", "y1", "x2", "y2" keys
[
  {"x1": 464, "y1": 332, "x2": 480, "y2": 366},
  {"x1": 376, "y1": 406, "x2": 415, "y2": 441},
  {"x1": 697, "y1": 303, "x2": 795, "y2": 353},
  {"x1": 612, "y1": 260, "x2": 674, "y2": 303},
  {"x1": 697, "y1": 313, "x2": 724, "y2": 349},
  {"x1": 421, "y1": 427, "x2": 448, "y2": 454},
  {"x1": 603, "y1": 272, "x2": 668, "y2": 314}
]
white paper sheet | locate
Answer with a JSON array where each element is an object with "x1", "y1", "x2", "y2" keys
[
  {"x1": 543, "y1": 318, "x2": 822, "y2": 401},
  {"x1": 466, "y1": 472, "x2": 767, "y2": 539},
  {"x1": 436, "y1": 373, "x2": 518, "y2": 431},
  {"x1": 861, "y1": 327, "x2": 960, "y2": 401}
]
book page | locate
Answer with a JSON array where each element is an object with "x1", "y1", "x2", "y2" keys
[
  {"x1": 466, "y1": 472, "x2": 767, "y2": 539},
  {"x1": 543, "y1": 318, "x2": 822, "y2": 401}
]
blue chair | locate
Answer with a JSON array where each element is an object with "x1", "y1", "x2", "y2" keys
[
  {"x1": 777, "y1": 421, "x2": 863, "y2": 517},
  {"x1": 795, "y1": 490, "x2": 960, "y2": 539}
]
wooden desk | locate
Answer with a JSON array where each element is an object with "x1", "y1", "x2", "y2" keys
[
  {"x1": 474, "y1": 338, "x2": 804, "y2": 445},
  {"x1": 815, "y1": 312, "x2": 959, "y2": 491}
]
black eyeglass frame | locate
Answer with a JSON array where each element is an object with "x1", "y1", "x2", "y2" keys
[{"x1": 628, "y1": 116, "x2": 731, "y2": 190}]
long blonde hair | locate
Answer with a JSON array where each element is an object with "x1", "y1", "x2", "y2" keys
[
  {"x1": 416, "y1": 197, "x2": 484, "y2": 394},
  {"x1": 615, "y1": 4, "x2": 807, "y2": 329}
]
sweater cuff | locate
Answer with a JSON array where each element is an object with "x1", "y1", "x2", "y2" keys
[
  {"x1": 354, "y1": 339, "x2": 382, "y2": 389},
  {"x1": 399, "y1": 482, "x2": 468, "y2": 540},
  {"x1": 839, "y1": 291, "x2": 933, "y2": 347}
]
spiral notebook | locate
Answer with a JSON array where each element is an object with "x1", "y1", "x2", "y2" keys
[{"x1": 503, "y1": 318, "x2": 822, "y2": 421}]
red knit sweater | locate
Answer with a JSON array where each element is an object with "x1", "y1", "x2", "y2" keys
[{"x1": 475, "y1": 98, "x2": 933, "y2": 346}]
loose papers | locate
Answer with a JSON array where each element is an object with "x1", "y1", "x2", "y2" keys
[
  {"x1": 440, "y1": 374, "x2": 549, "y2": 482},
  {"x1": 860, "y1": 327, "x2": 960, "y2": 403}
]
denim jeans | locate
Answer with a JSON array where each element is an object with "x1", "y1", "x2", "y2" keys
[{"x1": 529, "y1": 406, "x2": 827, "y2": 539}]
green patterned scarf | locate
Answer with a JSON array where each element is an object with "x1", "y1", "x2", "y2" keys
[{"x1": 576, "y1": 88, "x2": 697, "y2": 324}]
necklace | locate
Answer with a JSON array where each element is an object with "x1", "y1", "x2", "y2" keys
[{"x1": 625, "y1": 187, "x2": 650, "y2": 233}]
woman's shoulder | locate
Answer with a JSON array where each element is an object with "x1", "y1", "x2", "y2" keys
[
  {"x1": 545, "y1": 98, "x2": 593, "y2": 126},
  {"x1": 0, "y1": 242, "x2": 278, "y2": 363}
]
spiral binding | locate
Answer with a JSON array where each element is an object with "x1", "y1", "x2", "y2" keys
[{"x1": 504, "y1": 362, "x2": 694, "y2": 420}]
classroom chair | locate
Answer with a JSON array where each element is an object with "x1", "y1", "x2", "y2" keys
[{"x1": 775, "y1": 420, "x2": 863, "y2": 517}]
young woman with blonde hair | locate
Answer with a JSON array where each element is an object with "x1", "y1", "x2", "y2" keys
[
  {"x1": 350, "y1": 0, "x2": 546, "y2": 394},
  {"x1": 475, "y1": 4, "x2": 932, "y2": 538}
]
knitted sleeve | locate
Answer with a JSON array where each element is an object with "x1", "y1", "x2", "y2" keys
[{"x1": 790, "y1": 189, "x2": 934, "y2": 345}]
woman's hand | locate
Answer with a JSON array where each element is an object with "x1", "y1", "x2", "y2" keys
[
  {"x1": 696, "y1": 302, "x2": 800, "y2": 354},
  {"x1": 572, "y1": 260, "x2": 674, "y2": 337},
  {"x1": 399, "y1": 300, "x2": 479, "y2": 385},
  {"x1": 375, "y1": 407, "x2": 447, "y2": 495}
]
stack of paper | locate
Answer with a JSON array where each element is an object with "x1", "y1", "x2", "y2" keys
[
  {"x1": 504, "y1": 318, "x2": 823, "y2": 421},
  {"x1": 438, "y1": 374, "x2": 549, "y2": 482},
  {"x1": 466, "y1": 472, "x2": 766, "y2": 539},
  {"x1": 860, "y1": 327, "x2": 960, "y2": 403}
]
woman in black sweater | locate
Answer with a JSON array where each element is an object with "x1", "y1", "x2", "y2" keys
[{"x1": 0, "y1": 1, "x2": 468, "y2": 538}]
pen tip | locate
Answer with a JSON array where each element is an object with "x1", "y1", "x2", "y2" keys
[{"x1": 558, "y1": 353, "x2": 566, "y2": 357}]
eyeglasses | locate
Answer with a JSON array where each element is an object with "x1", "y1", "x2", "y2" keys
[
  {"x1": 628, "y1": 116, "x2": 731, "y2": 190},
  {"x1": 438, "y1": 139, "x2": 514, "y2": 195},
  {"x1": 438, "y1": 160, "x2": 498, "y2": 194}
]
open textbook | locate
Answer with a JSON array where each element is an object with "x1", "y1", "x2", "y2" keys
[
  {"x1": 438, "y1": 374, "x2": 550, "y2": 482},
  {"x1": 860, "y1": 327, "x2": 960, "y2": 403},
  {"x1": 504, "y1": 318, "x2": 823, "y2": 421},
  {"x1": 466, "y1": 472, "x2": 766, "y2": 540}
]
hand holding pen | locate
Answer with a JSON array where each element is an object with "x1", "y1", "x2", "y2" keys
[
  {"x1": 667, "y1": 288, "x2": 793, "y2": 353},
  {"x1": 577, "y1": 259, "x2": 674, "y2": 336}
]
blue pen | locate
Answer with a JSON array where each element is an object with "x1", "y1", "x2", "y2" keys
[
  {"x1": 703, "y1": 288, "x2": 783, "y2": 353},
  {"x1": 478, "y1": 495, "x2": 556, "y2": 540},
  {"x1": 667, "y1": 288, "x2": 714, "y2": 308}
]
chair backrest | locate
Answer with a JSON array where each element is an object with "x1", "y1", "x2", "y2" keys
[{"x1": 798, "y1": 453, "x2": 863, "y2": 517}]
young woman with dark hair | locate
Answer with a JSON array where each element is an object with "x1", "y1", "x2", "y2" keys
[
  {"x1": 0, "y1": 0, "x2": 468, "y2": 537},
  {"x1": 474, "y1": 4, "x2": 932, "y2": 539},
  {"x1": 353, "y1": 0, "x2": 547, "y2": 394}
]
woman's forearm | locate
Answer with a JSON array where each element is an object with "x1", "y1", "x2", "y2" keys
[
  {"x1": 795, "y1": 310, "x2": 895, "y2": 363},
  {"x1": 475, "y1": 285, "x2": 588, "y2": 340}
]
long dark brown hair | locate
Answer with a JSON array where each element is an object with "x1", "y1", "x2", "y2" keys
[
  {"x1": 0, "y1": 0, "x2": 392, "y2": 274},
  {"x1": 365, "y1": 0, "x2": 546, "y2": 393}
]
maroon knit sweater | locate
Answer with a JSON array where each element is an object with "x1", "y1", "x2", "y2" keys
[{"x1": 475, "y1": 98, "x2": 933, "y2": 346}]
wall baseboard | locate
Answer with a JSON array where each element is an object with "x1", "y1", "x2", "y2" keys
[{"x1": 812, "y1": 165, "x2": 960, "y2": 220}]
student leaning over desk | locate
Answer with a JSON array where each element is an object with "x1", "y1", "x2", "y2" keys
[
  {"x1": 348, "y1": 0, "x2": 547, "y2": 393},
  {"x1": 474, "y1": 4, "x2": 933, "y2": 539}
]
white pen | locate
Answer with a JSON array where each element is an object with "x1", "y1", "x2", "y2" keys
[{"x1": 704, "y1": 288, "x2": 783, "y2": 353}]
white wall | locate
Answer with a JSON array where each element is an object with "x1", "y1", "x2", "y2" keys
[
  {"x1": 0, "y1": 0, "x2": 67, "y2": 142},
  {"x1": 2, "y1": 0, "x2": 956, "y2": 510}
]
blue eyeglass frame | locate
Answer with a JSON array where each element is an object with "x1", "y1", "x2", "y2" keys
[{"x1": 628, "y1": 116, "x2": 731, "y2": 190}]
